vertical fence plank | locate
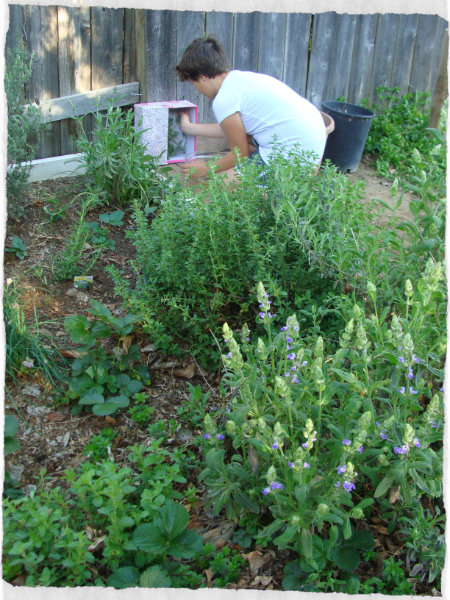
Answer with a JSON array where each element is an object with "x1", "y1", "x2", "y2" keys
[
  {"x1": 57, "y1": 6, "x2": 91, "y2": 154},
  {"x1": 390, "y1": 14, "x2": 419, "y2": 97},
  {"x1": 91, "y1": 7, "x2": 124, "y2": 90},
  {"x1": 257, "y1": 13, "x2": 287, "y2": 80},
  {"x1": 6, "y1": 4, "x2": 24, "y2": 50},
  {"x1": 410, "y1": 15, "x2": 446, "y2": 94},
  {"x1": 233, "y1": 12, "x2": 261, "y2": 72},
  {"x1": 124, "y1": 8, "x2": 137, "y2": 85},
  {"x1": 283, "y1": 13, "x2": 312, "y2": 97},
  {"x1": 429, "y1": 18, "x2": 448, "y2": 93},
  {"x1": 176, "y1": 11, "x2": 206, "y2": 122},
  {"x1": 142, "y1": 10, "x2": 177, "y2": 102},
  {"x1": 325, "y1": 14, "x2": 357, "y2": 102},
  {"x1": 369, "y1": 14, "x2": 400, "y2": 103},
  {"x1": 347, "y1": 15, "x2": 378, "y2": 105},
  {"x1": 23, "y1": 5, "x2": 60, "y2": 158},
  {"x1": 306, "y1": 12, "x2": 338, "y2": 106},
  {"x1": 204, "y1": 12, "x2": 234, "y2": 124}
]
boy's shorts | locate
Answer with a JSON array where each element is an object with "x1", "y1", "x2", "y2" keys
[{"x1": 236, "y1": 140, "x2": 270, "y2": 181}]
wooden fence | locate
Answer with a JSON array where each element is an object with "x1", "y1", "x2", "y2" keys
[{"x1": 6, "y1": 5, "x2": 448, "y2": 161}]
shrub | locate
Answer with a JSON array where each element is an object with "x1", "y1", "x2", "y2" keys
[
  {"x1": 5, "y1": 42, "x2": 44, "y2": 218},
  {"x1": 110, "y1": 151, "x2": 375, "y2": 365},
  {"x1": 74, "y1": 101, "x2": 173, "y2": 206}
]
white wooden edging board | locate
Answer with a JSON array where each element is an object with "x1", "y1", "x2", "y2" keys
[
  {"x1": 8, "y1": 154, "x2": 87, "y2": 182},
  {"x1": 27, "y1": 82, "x2": 140, "y2": 123}
]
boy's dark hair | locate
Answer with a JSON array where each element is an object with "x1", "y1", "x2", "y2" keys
[{"x1": 176, "y1": 37, "x2": 230, "y2": 81}]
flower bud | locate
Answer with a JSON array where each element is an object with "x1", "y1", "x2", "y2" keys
[
  {"x1": 225, "y1": 420, "x2": 236, "y2": 434},
  {"x1": 350, "y1": 507, "x2": 364, "y2": 519},
  {"x1": 265, "y1": 465, "x2": 277, "y2": 483},
  {"x1": 290, "y1": 514, "x2": 301, "y2": 526},
  {"x1": 317, "y1": 503, "x2": 328, "y2": 516}
]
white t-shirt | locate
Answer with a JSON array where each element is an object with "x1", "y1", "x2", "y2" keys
[{"x1": 212, "y1": 70, "x2": 326, "y2": 164}]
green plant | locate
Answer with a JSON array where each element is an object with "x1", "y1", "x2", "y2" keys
[
  {"x1": 74, "y1": 101, "x2": 172, "y2": 206},
  {"x1": 199, "y1": 277, "x2": 444, "y2": 572},
  {"x1": 177, "y1": 383, "x2": 210, "y2": 428},
  {"x1": 4, "y1": 414, "x2": 20, "y2": 454},
  {"x1": 5, "y1": 235, "x2": 27, "y2": 259},
  {"x1": 83, "y1": 428, "x2": 117, "y2": 461},
  {"x1": 5, "y1": 42, "x2": 45, "y2": 218},
  {"x1": 43, "y1": 196, "x2": 68, "y2": 222},
  {"x1": 3, "y1": 486, "x2": 96, "y2": 586},
  {"x1": 64, "y1": 301, "x2": 144, "y2": 416},
  {"x1": 207, "y1": 545, "x2": 246, "y2": 587},
  {"x1": 398, "y1": 503, "x2": 445, "y2": 588},
  {"x1": 51, "y1": 193, "x2": 104, "y2": 280},
  {"x1": 128, "y1": 392, "x2": 155, "y2": 426},
  {"x1": 4, "y1": 280, "x2": 68, "y2": 389}
]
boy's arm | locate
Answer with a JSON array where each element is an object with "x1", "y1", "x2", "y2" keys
[
  {"x1": 179, "y1": 112, "x2": 249, "y2": 179},
  {"x1": 179, "y1": 112, "x2": 225, "y2": 138}
]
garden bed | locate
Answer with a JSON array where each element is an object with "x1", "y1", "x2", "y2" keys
[{"x1": 4, "y1": 157, "x2": 443, "y2": 594}]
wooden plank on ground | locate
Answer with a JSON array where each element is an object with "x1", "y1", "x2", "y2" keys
[
  {"x1": 57, "y1": 6, "x2": 92, "y2": 155},
  {"x1": 306, "y1": 12, "x2": 338, "y2": 107},
  {"x1": 142, "y1": 10, "x2": 178, "y2": 102},
  {"x1": 91, "y1": 6, "x2": 124, "y2": 89},
  {"x1": 283, "y1": 13, "x2": 312, "y2": 98},
  {"x1": 325, "y1": 13, "x2": 357, "y2": 102},
  {"x1": 257, "y1": 13, "x2": 287, "y2": 80},
  {"x1": 24, "y1": 154, "x2": 86, "y2": 182},
  {"x1": 24, "y1": 5, "x2": 60, "y2": 158},
  {"x1": 233, "y1": 12, "x2": 260, "y2": 72},
  {"x1": 369, "y1": 14, "x2": 400, "y2": 104},
  {"x1": 176, "y1": 11, "x2": 206, "y2": 122},
  {"x1": 204, "y1": 12, "x2": 234, "y2": 123},
  {"x1": 36, "y1": 83, "x2": 141, "y2": 123},
  {"x1": 390, "y1": 14, "x2": 419, "y2": 96},
  {"x1": 347, "y1": 14, "x2": 378, "y2": 105}
]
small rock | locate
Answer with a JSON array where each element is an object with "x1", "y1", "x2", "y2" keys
[{"x1": 22, "y1": 384, "x2": 41, "y2": 398}]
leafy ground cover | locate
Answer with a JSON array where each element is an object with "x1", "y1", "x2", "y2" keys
[{"x1": 3, "y1": 89, "x2": 446, "y2": 593}]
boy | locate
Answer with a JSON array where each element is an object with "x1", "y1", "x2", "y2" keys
[{"x1": 176, "y1": 36, "x2": 326, "y2": 183}]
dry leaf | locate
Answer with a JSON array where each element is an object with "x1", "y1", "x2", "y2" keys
[
  {"x1": 204, "y1": 569, "x2": 214, "y2": 585},
  {"x1": 47, "y1": 411, "x2": 66, "y2": 422},
  {"x1": 60, "y1": 349, "x2": 81, "y2": 359},
  {"x1": 88, "y1": 536, "x2": 106, "y2": 553},
  {"x1": 122, "y1": 334, "x2": 133, "y2": 354},
  {"x1": 248, "y1": 445, "x2": 260, "y2": 474},
  {"x1": 252, "y1": 575, "x2": 272, "y2": 586},
  {"x1": 389, "y1": 485, "x2": 401, "y2": 504},
  {"x1": 105, "y1": 416, "x2": 117, "y2": 425},
  {"x1": 173, "y1": 364, "x2": 195, "y2": 379},
  {"x1": 245, "y1": 550, "x2": 271, "y2": 576}
]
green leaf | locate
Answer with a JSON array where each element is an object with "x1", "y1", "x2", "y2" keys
[
  {"x1": 274, "y1": 525, "x2": 298, "y2": 548},
  {"x1": 328, "y1": 525, "x2": 339, "y2": 548},
  {"x1": 65, "y1": 315, "x2": 94, "y2": 346},
  {"x1": 332, "y1": 547, "x2": 361, "y2": 572},
  {"x1": 374, "y1": 475, "x2": 395, "y2": 498},
  {"x1": 132, "y1": 523, "x2": 166, "y2": 554},
  {"x1": 107, "y1": 566, "x2": 139, "y2": 589},
  {"x1": 4, "y1": 415, "x2": 19, "y2": 438},
  {"x1": 91, "y1": 320, "x2": 112, "y2": 338},
  {"x1": 92, "y1": 397, "x2": 129, "y2": 415},
  {"x1": 300, "y1": 528, "x2": 312, "y2": 558},
  {"x1": 167, "y1": 529, "x2": 203, "y2": 559},
  {"x1": 139, "y1": 565, "x2": 171, "y2": 588},
  {"x1": 5, "y1": 236, "x2": 27, "y2": 259},
  {"x1": 126, "y1": 379, "x2": 144, "y2": 395},
  {"x1": 79, "y1": 392, "x2": 105, "y2": 405},
  {"x1": 342, "y1": 517, "x2": 352, "y2": 540},
  {"x1": 4, "y1": 437, "x2": 20, "y2": 455},
  {"x1": 160, "y1": 502, "x2": 189, "y2": 538},
  {"x1": 346, "y1": 529, "x2": 375, "y2": 551}
]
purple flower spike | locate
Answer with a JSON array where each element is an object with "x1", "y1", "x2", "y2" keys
[
  {"x1": 397, "y1": 386, "x2": 405, "y2": 394},
  {"x1": 262, "y1": 487, "x2": 270, "y2": 495},
  {"x1": 304, "y1": 462, "x2": 310, "y2": 469},
  {"x1": 357, "y1": 445, "x2": 364, "y2": 453},
  {"x1": 380, "y1": 432, "x2": 387, "y2": 440},
  {"x1": 258, "y1": 312, "x2": 265, "y2": 319},
  {"x1": 431, "y1": 421, "x2": 438, "y2": 428},
  {"x1": 216, "y1": 434, "x2": 225, "y2": 440},
  {"x1": 292, "y1": 375, "x2": 299, "y2": 384},
  {"x1": 225, "y1": 352, "x2": 232, "y2": 358},
  {"x1": 413, "y1": 438, "x2": 421, "y2": 448},
  {"x1": 302, "y1": 443, "x2": 309, "y2": 448},
  {"x1": 335, "y1": 481, "x2": 341, "y2": 487},
  {"x1": 288, "y1": 461, "x2": 294, "y2": 468},
  {"x1": 302, "y1": 361, "x2": 308, "y2": 367},
  {"x1": 268, "y1": 312, "x2": 274, "y2": 319},
  {"x1": 394, "y1": 444, "x2": 409, "y2": 455},
  {"x1": 337, "y1": 465, "x2": 347, "y2": 474},
  {"x1": 398, "y1": 356, "x2": 405, "y2": 363},
  {"x1": 286, "y1": 336, "x2": 293, "y2": 343},
  {"x1": 413, "y1": 354, "x2": 420, "y2": 363},
  {"x1": 270, "y1": 481, "x2": 283, "y2": 490},
  {"x1": 440, "y1": 385, "x2": 444, "y2": 392},
  {"x1": 281, "y1": 326, "x2": 287, "y2": 331},
  {"x1": 287, "y1": 353, "x2": 295, "y2": 360},
  {"x1": 271, "y1": 442, "x2": 279, "y2": 450},
  {"x1": 284, "y1": 372, "x2": 290, "y2": 377},
  {"x1": 376, "y1": 421, "x2": 380, "y2": 428},
  {"x1": 407, "y1": 369, "x2": 414, "y2": 380},
  {"x1": 343, "y1": 481, "x2": 356, "y2": 493},
  {"x1": 409, "y1": 387, "x2": 418, "y2": 395},
  {"x1": 204, "y1": 434, "x2": 211, "y2": 440},
  {"x1": 342, "y1": 439, "x2": 351, "y2": 446}
]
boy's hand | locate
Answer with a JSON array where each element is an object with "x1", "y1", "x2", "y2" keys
[
  {"x1": 179, "y1": 109, "x2": 192, "y2": 135},
  {"x1": 179, "y1": 158, "x2": 209, "y2": 180}
]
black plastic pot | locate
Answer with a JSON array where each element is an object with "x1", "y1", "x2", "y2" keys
[{"x1": 321, "y1": 101, "x2": 375, "y2": 173}]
